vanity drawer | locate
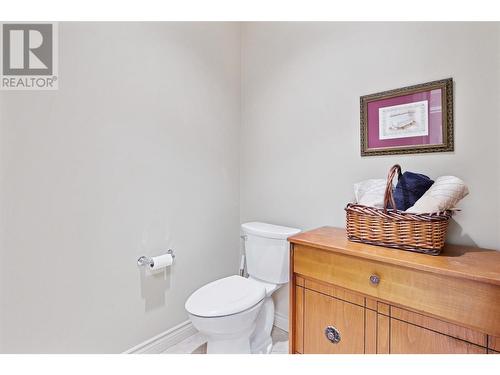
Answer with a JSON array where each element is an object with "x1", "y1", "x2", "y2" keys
[{"x1": 293, "y1": 244, "x2": 500, "y2": 336}]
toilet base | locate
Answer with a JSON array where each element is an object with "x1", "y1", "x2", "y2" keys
[
  {"x1": 189, "y1": 296, "x2": 277, "y2": 354},
  {"x1": 206, "y1": 331, "x2": 253, "y2": 354},
  {"x1": 188, "y1": 300, "x2": 263, "y2": 354},
  {"x1": 250, "y1": 336, "x2": 273, "y2": 354},
  {"x1": 204, "y1": 298, "x2": 275, "y2": 354},
  {"x1": 207, "y1": 336, "x2": 272, "y2": 354},
  {"x1": 250, "y1": 297, "x2": 275, "y2": 353}
]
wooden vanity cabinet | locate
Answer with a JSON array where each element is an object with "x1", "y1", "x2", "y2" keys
[{"x1": 288, "y1": 227, "x2": 500, "y2": 354}]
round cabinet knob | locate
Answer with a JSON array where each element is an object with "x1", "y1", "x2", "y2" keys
[
  {"x1": 324, "y1": 326, "x2": 341, "y2": 344},
  {"x1": 369, "y1": 274, "x2": 380, "y2": 285}
]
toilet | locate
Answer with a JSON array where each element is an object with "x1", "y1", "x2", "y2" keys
[{"x1": 185, "y1": 222, "x2": 301, "y2": 354}]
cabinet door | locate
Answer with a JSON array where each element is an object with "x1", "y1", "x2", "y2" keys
[
  {"x1": 488, "y1": 335, "x2": 500, "y2": 352},
  {"x1": 391, "y1": 319, "x2": 487, "y2": 354},
  {"x1": 303, "y1": 289, "x2": 365, "y2": 353}
]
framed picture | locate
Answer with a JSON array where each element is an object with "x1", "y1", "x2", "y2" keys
[{"x1": 360, "y1": 78, "x2": 454, "y2": 156}]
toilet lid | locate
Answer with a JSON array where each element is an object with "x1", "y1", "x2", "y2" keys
[{"x1": 185, "y1": 275, "x2": 266, "y2": 317}]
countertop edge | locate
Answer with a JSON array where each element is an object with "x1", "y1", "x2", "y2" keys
[{"x1": 288, "y1": 228, "x2": 500, "y2": 287}]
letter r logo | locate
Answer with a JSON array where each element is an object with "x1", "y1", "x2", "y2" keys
[{"x1": 2, "y1": 24, "x2": 53, "y2": 75}]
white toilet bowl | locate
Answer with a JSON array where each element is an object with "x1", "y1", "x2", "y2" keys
[
  {"x1": 185, "y1": 275, "x2": 278, "y2": 354},
  {"x1": 185, "y1": 222, "x2": 301, "y2": 354}
]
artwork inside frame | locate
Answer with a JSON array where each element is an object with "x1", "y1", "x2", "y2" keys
[{"x1": 360, "y1": 78, "x2": 454, "y2": 156}]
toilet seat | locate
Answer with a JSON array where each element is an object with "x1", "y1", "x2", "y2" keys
[{"x1": 185, "y1": 275, "x2": 266, "y2": 318}]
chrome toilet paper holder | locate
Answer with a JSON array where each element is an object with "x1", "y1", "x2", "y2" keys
[{"x1": 137, "y1": 249, "x2": 175, "y2": 267}]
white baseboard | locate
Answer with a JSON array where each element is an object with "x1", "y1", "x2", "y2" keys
[
  {"x1": 124, "y1": 320, "x2": 197, "y2": 354},
  {"x1": 125, "y1": 312, "x2": 288, "y2": 354},
  {"x1": 273, "y1": 312, "x2": 289, "y2": 332}
]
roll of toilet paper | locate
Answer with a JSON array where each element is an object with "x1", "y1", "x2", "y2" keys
[{"x1": 149, "y1": 254, "x2": 173, "y2": 271}]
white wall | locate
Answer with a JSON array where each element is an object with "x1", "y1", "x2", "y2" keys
[
  {"x1": 240, "y1": 22, "x2": 500, "y2": 319},
  {"x1": 0, "y1": 22, "x2": 241, "y2": 353}
]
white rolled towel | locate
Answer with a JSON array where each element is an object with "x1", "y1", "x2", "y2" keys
[
  {"x1": 406, "y1": 176, "x2": 469, "y2": 214},
  {"x1": 354, "y1": 179, "x2": 389, "y2": 208}
]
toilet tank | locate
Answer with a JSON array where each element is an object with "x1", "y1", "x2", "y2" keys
[{"x1": 241, "y1": 222, "x2": 301, "y2": 284}]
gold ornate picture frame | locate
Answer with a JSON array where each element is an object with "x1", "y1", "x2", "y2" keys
[{"x1": 360, "y1": 78, "x2": 454, "y2": 156}]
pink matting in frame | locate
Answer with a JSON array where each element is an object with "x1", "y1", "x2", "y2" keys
[{"x1": 366, "y1": 89, "x2": 443, "y2": 149}]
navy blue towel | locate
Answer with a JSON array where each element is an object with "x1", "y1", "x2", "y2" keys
[{"x1": 393, "y1": 172, "x2": 434, "y2": 211}]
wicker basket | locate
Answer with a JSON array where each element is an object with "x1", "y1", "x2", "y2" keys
[{"x1": 345, "y1": 164, "x2": 452, "y2": 255}]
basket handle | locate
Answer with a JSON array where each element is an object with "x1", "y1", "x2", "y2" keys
[{"x1": 383, "y1": 164, "x2": 402, "y2": 213}]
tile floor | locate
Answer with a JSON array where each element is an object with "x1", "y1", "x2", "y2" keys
[{"x1": 163, "y1": 326, "x2": 289, "y2": 354}]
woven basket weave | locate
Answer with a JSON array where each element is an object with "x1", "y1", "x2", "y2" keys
[{"x1": 345, "y1": 165, "x2": 452, "y2": 255}]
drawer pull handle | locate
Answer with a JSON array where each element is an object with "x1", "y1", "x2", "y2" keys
[
  {"x1": 370, "y1": 274, "x2": 380, "y2": 285},
  {"x1": 324, "y1": 326, "x2": 341, "y2": 344}
]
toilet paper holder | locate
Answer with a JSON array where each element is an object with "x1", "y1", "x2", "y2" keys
[{"x1": 137, "y1": 249, "x2": 175, "y2": 268}]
